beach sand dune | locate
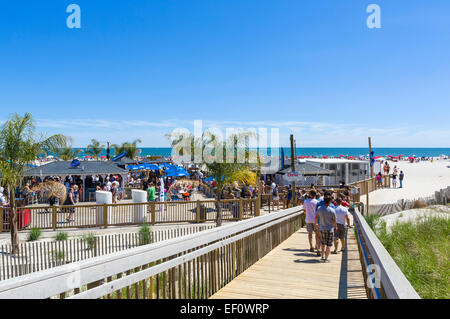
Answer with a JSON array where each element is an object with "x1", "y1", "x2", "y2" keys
[{"x1": 361, "y1": 159, "x2": 450, "y2": 205}]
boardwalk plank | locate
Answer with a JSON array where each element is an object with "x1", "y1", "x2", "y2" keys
[{"x1": 211, "y1": 220, "x2": 367, "y2": 299}]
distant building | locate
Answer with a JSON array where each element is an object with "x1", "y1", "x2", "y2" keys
[{"x1": 305, "y1": 158, "x2": 369, "y2": 185}]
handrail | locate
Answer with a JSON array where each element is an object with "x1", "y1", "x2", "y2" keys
[
  {"x1": 0, "y1": 206, "x2": 303, "y2": 299},
  {"x1": 353, "y1": 208, "x2": 420, "y2": 299}
]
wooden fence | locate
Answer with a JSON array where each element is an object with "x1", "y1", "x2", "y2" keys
[
  {"x1": 0, "y1": 207, "x2": 303, "y2": 299},
  {"x1": 0, "y1": 198, "x2": 258, "y2": 232},
  {"x1": 0, "y1": 225, "x2": 214, "y2": 281}
]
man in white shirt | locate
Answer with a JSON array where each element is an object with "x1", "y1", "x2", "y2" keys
[
  {"x1": 333, "y1": 198, "x2": 352, "y2": 254},
  {"x1": 106, "y1": 177, "x2": 112, "y2": 191},
  {"x1": 303, "y1": 190, "x2": 320, "y2": 253}
]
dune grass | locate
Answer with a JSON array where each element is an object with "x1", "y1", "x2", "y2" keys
[{"x1": 366, "y1": 214, "x2": 449, "y2": 299}]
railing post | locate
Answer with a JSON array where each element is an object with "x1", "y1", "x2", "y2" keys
[
  {"x1": 0, "y1": 208, "x2": 3, "y2": 232},
  {"x1": 232, "y1": 241, "x2": 237, "y2": 277},
  {"x1": 52, "y1": 206, "x2": 57, "y2": 231},
  {"x1": 239, "y1": 198, "x2": 243, "y2": 220},
  {"x1": 196, "y1": 200, "x2": 201, "y2": 223},
  {"x1": 103, "y1": 203, "x2": 108, "y2": 228},
  {"x1": 255, "y1": 198, "x2": 260, "y2": 217},
  {"x1": 151, "y1": 202, "x2": 156, "y2": 225},
  {"x1": 365, "y1": 181, "x2": 369, "y2": 216},
  {"x1": 150, "y1": 262, "x2": 155, "y2": 298}
]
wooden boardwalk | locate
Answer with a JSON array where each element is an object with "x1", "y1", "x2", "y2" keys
[{"x1": 211, "y1": 222, "x2": 367, "y2": 299}]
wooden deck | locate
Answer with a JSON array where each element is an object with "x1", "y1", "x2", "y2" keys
[{"x1": 211, "y1": 222, "x2": 368, "y2": 299}]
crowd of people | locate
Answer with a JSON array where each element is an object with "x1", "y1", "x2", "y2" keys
[
  {"x1": 302, "y1": 189, "x2": 353, "y2": 262},
  {"x1": 378, "y1": 162, "x2": 405, "y2": 189}
]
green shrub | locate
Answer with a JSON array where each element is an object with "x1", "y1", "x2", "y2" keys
[
  {"x1": 365, "y1": 214, "x2": 381, "y2": 231},
  {"x1": 374, "y1": 216, "x2": 450, "y2": 299},
  {"x1": 138, "y1": 224, "x2": 153, "y2": 246},
  {"x1": 27, "y1": 227, "x2": 42, "y2": 242},
  {"x1": 55, "y1": 231, "x2": 68, "y2": 241},
  {"x1": 82, "y1": 233, "x2": 96, "y2": 250}
]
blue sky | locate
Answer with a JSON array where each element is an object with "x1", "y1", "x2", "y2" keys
[{"x1": 1, "y1": 0, "x2": 449, "y2": 147}]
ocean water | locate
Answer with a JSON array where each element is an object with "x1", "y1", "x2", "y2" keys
[{"x1": 73, "y1": 147, "x2": 450, "y2": 158}]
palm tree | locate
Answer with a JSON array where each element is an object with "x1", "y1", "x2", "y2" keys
[
  {"x1": 55, "y1": 144, "x2": 82, "y2": 161},
  {"x1": 0, "y1": 113, "x2": 69, "y2": 254},
  {"x1": 111, "y1": 139, "x2": 142, "y2": 160},
  {"x1": 168, "y1": 131, "x2": 260, "y2": 226},
  {"x1": 86, "y1": 139, "x2": 105, "y2": 159}
]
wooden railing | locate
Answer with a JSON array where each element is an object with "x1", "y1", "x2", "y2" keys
[
  {"x1": 0, "y1": 225, "x2": 214, "y2": 281},
  {"x1": 0, "y1": 206, "x2": 303, "y2": 299},
  {"x1": 352, "y1": 207, "x2": 420, "y2": 299},
  {"x1": 0, "y1": 198, "x2": 259, "y2": 232}
]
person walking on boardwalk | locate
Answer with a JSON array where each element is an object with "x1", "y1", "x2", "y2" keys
[
  {"x1": 303, "y1": 190, "x2": 319, "y2": 253},
  {"x1": 399, "y1": 171, "x2": 404, "y2": 188},
  {"x1": 315, "y1": 197, "x2": 337, "y2": 262},
  {"x1": 332, "y1": 198, "x2": 352, "y2": 254}
]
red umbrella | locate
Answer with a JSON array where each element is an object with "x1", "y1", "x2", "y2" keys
[
  {"x1": 339, "y1": 154, "x2": 345, "y2": 157},
  {"x1": 322, "y1": 156, "x2": 329, "y2": 158},
  {"x1": 348, "y1": 156, "x2": 355, "y2": 159}
]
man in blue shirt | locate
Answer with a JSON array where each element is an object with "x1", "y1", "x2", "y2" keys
[{"x1": 315, "y1": 197, "x2": 337, "y2": 262}]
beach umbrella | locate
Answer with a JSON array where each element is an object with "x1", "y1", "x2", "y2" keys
[
  {"x1": 100, "y1": 155, "x2": 106, "y2": 159},
  {"x1": 165, "y1": 168, "x2": 189, "y2": 177},
  {"x1": 348, "y1": 156, "x2": 355, "y2": 159},
  {"x1": 322, "y1": 156, "x2": 329, "y2": 159},
  {"x1": 144, "y1": 163, "x2": 160, "y2": 171},
  {"x1": 203, "y1": 177, "x2": 215, "y2": 182},
  {"x1": 158, "y1": 163, "x2": 173, "y2": 170}
]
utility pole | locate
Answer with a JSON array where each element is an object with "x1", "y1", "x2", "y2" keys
[
  {"x1": 368, "y1": 137, "x2": 374, "y2": 178},
  {"x1": 290, "y1": 134, "x2": 296, "y2": 206}
]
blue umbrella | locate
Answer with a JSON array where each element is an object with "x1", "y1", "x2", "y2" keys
[
  {"x1": 165, "y1": 170, "x2": 189, "y2": 177},
  {"x1": 112, "y1": 152, "x2": 128, "y2": 162},
  {"x1": 145, "y1": 163, "x2": 160, "y2": 171},
  {"x1": 203, "y1": 177, "x2": 215, "y2": 182},
  {"x1": 165, "y1": 166, "x2": 189, "y2": 177},
  {"x1": 27, "y1": 163, "x2": 38, "y2": 168},
  {"x1": 158, "y1": 163, "x2": 174, "y2": 170}
]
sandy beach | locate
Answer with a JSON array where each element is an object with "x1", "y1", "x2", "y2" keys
[{"x1": 361, "y1": 158, "x2": 450, "y2": 205}]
